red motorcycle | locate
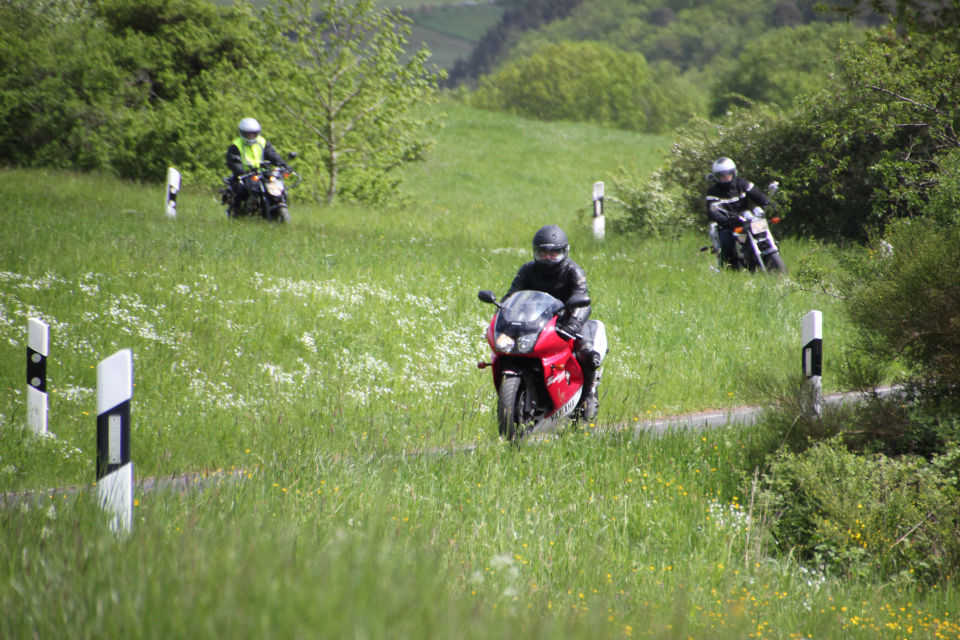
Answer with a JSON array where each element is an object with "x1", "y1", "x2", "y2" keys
[{"x1": 477, "y1": 289, "x2": 591, "y2": 441}]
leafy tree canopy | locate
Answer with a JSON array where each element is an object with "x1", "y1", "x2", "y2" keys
[{"x1": 257, "y1": 0, "x2": 444, "y2": 205}]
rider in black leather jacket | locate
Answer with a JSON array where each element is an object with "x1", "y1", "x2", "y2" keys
[
  {"x1": 705, "y1": 157, "x2": 770, "y2": 268},
  {"x1": 503, "y1": 225, "x2": 600, "y2": 419}
]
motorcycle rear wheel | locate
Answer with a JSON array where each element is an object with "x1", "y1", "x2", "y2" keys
[{"x1": 497, "y1": 376, "x2": 534, "y2": 442}]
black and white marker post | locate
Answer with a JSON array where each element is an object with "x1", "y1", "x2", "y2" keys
[
  {"x1": 165, "y1": 166, "x2": 181, "y2": 218},
  {"x1": 96, "y1": 349, "x2": 133, "y2": 533},
  {"x1": 592, "y1": 181, "x2": 605, "y2": 241},
  {"x1": 802, "y1": 310, "x2": 823, "y2": 415},
  {"x1": 26, "y1": 318, "x2": 49, "y2": 436}
]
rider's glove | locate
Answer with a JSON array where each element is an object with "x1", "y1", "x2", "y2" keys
[{"x1": 559, "y1": 316, "x2": 583, "y2": 339}]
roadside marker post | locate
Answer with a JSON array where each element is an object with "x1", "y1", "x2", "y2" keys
[
  {"x1": 165, "y1": 166, "x2": 181, "y2": 218},
  {"x1": 592, "y1": 181, "x2": 605, "y2": 241},
  {"x1": 26, "y1": 318, "x2": 49, "y2": 436},
  {"x1": 96, "y1": 349, "x2": 133, "y2": 534},
  {"x1": 802, "y1": 311, "x2": 823, "y2": 415}
]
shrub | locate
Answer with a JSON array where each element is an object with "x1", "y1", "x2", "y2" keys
[
  {"x1": 471, "y1": 40, "x2": 699, "y2": 133},
  {"x1": 606, "y1": 168, "x2": 692, "y2": 237},
  {"x1": 758, "y1": 437, "x2": 960, "y2": 584},
  {"x1": 840, "y1": 217, "x2": 960, "y2": 387}
]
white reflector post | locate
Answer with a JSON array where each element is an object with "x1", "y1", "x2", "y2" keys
[
  {"x1": 165, "y1": 166, "x2": 181, "y2": 218},
  {"x1": 97, "y1": 349, "x2": 133, "y2": 533},
  {"x1": 802, "y1": 310, "x2": 823, "y2": 416},
  {"x1": 27, "y1": 318, "x2": 49, "y2": 436},
  {"x1": 592, "y1": 181, "x2": 605, "y2": 240}
]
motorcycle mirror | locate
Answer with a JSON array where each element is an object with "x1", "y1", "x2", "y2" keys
[
  {"x1": 706, "y1": 173, "x2": 716, "y2": 183},
  {"x1": 478, "y1": 290, "x2": 497, "y2": 304},
  {"x1": 767, "y1": 181, "x2": 779, "y2": 194},
  {"x1": 565, "y1": 294, "x2": 591, "y2": 309},
  {"x1": 288, "y1": 152, "x2": 298, "y2": 160}
]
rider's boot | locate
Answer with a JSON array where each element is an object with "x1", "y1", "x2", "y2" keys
[{"x1": 576, "y1": 352, "x2": 602, "y2": 422}]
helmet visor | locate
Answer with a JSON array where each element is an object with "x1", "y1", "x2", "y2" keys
[
  {"x1": 534, "y1": 246, "x2": 567, "y2": 265},
  {"x1": 715, "y1": 170, "x2": 735, "y2": 182}
]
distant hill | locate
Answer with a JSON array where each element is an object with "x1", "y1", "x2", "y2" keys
[{"x1": 442, "y1": 0, "x2": 884, "y2": 87}]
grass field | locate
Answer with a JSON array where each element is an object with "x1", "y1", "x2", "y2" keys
[{"x1": 2, "y1": 102, "x2": 956, "y2": 638}]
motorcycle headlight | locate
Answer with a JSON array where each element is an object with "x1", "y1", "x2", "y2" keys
[
  {"x1": 494, "y1": 333, "x2": 515, "y2": 352},
  {"x1": 266, "y1": 180, "x2": 284, "y2": 197},
  {"x1": 515, "y1": 332, "x2": 538, "y2": 353}
]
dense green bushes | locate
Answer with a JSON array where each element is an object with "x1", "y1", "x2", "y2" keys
[
  {"x1": 842, "y1": 218, "x2": 960, "y2": 387},
  {"x1": 758, "y1": 437, "x2": 960, "y2": 584},
  {"x1": 0, "y1": 0, "x2": 262, "y2": 185},
  {"x1": 471, "y1": 41, "x2": 699, "y2": 133}
]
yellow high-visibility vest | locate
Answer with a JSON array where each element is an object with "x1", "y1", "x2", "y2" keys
[{"x1": 233, "y1": 135, "x2": 267, "y2": 170}]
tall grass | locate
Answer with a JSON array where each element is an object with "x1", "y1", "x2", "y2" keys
[{"x1": 2, "y1": 103, "x2": 954, "y2": 638}]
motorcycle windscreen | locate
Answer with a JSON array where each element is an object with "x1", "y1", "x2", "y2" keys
[{"x1": 496, "y1": 290, "x2": 564, "y2": 337}]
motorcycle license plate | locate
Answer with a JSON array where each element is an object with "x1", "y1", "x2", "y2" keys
[{"x1": 750, "y1": 219, "x2": 769, "y2": 234}]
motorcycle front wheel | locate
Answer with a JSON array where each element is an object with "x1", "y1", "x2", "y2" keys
[
  {"x1": 497, "y1": 376, "x2": 535, "y2": 442},
  {"x1": 276, "y1": 206, "x2": 291, "y2": 223},
  {"x1": 764, "y1": 252, "x2": 787, "y2": 274}
]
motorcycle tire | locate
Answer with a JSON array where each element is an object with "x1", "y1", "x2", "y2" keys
[
  {"x1": 276, "y1": 206, "x2": 291, "y2": 224},
  {"x1": 764, "y1": 253, "x2": 787, "y2": 274},
  {"x1": 497, "y1": 376, "x2": 533, "y2": 442}
]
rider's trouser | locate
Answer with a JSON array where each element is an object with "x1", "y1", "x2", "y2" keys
[
  {"x1": 717, "y1": 226, "x2": 739, "y2": 268},
  {"x1": 576, "y1": 320, "x2": 608, "y2": 397}
]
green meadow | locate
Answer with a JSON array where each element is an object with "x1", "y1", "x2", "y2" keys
[{"x1": 2, "y1": 102, "x2": 956, "y2": 638}]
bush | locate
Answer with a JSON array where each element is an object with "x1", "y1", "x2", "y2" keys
[
  {"x1": 758, "y1": 436, "x2": 960, "y2": 584},
  {"x1": 606, "y1": 168, "x2": 692, "y2": 237},
  {"x1": 0, "y1": 0, "x2": 269, "y2": 186},
  {"x1": 471, "y1": 40, "x2": 700, "y2": 133},
  {"x1": 841, "y1": 217, "x2": 960, "y2": 387}
]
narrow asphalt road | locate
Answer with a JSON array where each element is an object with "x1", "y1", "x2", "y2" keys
[{"x1": 1, "y1": 387, "x2": 898, "y2": 508}]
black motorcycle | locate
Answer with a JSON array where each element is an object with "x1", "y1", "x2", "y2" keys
[
  {"x1": 703, "y1": 181, "x2": 786, "y2": 273},
  {"x1": 221, "y1": 153, "x2": 300, "y2": 223}
]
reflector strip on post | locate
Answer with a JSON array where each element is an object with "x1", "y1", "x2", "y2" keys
[
  {"x1": 165, "y1": 166, "x2": 181, "y2": 218},
  {"x1": 592, "y1": 181, "x2": 605, "y2": 240},
  {"x1": 27, "y1": 318, "x2": 49, "y2": 435},
  {"x1": 96, "y1": 349, "x2": 133, "y2": 533},
  {"x1": 802, "y1": 310, "x2": 822, "y2": 415}
]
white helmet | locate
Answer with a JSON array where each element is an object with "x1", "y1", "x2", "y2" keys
[
  {"x1": 238, "y1": 118, "x2": 261, "y2": 145},
  {"x1": 711, "y1": 157, "x2": 737, "y2": 182}
]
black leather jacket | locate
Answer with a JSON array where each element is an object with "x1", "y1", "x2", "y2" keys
[
  {"x1": 503, "y1": 259, "x2": 591, "y2": 325},
  {"x1": 705, "y1": 177, "x2": 770, "y2": 227}
]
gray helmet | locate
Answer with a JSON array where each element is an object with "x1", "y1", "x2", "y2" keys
[
  {"x1": 238, "y1": 118, "x2": 261, "y2": 145},
  {"x1": 532, "y1": 225, "x2": 569, "y2": 272},
  {"x1": 711, "y1": 157, "x2": 737, "y2": 182}
]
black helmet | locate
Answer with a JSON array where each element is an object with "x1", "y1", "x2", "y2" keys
[{"x1": 532, "y1": 225, "x2": 569, "y2": 272}]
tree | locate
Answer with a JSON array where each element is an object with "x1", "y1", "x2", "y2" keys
[{"x1": 258, "y1": 0, "x2": 444, "y2": 205}]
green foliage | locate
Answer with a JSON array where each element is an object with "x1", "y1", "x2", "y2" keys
[
  {"x1": 258, "y1": 0, "x2": 444, "y2": 204},
  {"x1": 758, "y1": 437, "x2": 960, "y2": 584},
  {"x1": 606, "y1": 168, "x2": 692, "y2": 237},
  {"x1": 709, "y1": 22, "x2": 863, "y2": 116},
  {"x1": 0, "y1": 0, "x2": 264, "y2": 185},
  {"x1": 496, "y1": 0, "x2": 871, "y2": 74},
  {"x1": 645, "y1": 25, "x2": 960, "y2": 241},
  {"x1": 840, "y1": 217, "x2": 960, "y2": 387},
  {"x1": 471, "y1": 40, "x2": 697, "y2": 133}
]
